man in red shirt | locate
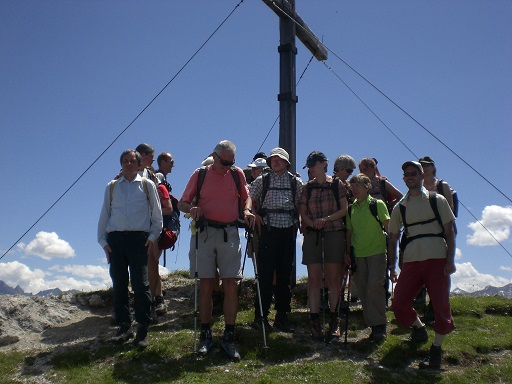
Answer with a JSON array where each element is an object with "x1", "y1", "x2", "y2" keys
[{"x1": 178, "y1": 140, "x2": 249, "y2": 361}]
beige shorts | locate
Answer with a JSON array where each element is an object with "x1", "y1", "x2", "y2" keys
[{"x1": 189, "y1": 225, "x2": 242, "y2": 279}]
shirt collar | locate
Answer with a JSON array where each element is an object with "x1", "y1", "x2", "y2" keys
[{"x1": 400, "y1": 186, "x2": 429, "y2": 205}]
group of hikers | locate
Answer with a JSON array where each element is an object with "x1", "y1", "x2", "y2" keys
[{"x1": 97, "y1": 139, "x2": 457, "y2": 369}]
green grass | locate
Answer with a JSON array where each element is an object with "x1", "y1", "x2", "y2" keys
[{"x1": 2, "y1": 280, "x2": 511, "y2": 383}]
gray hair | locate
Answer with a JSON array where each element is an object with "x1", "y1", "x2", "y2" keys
[
  {"x1": 333, "y1": 154, "x2": 356, "y2": 172},
  {"x1": 213, "y1": 140, "x2": 236, "y2": 155}
]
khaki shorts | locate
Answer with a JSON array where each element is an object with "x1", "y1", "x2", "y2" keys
[
  {"x1": 189, "y1": 225, "x2": 242, "y2": 279},
  {"x1": 302, "y1": 229, "x2": 345, "y2": 265}
]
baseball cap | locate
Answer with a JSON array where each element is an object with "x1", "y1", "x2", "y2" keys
[
  {"x1": 303, "y1": 150, "x2": 328, "y2": 169},
  {"x1": 418, "y1": 156, "x2": 435, "y2": 165},
  {"x1": 402, "y1": 161, "x2": 424, "y2": 174}
]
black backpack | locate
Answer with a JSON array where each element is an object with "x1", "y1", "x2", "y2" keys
[
  {"x1": 398, "y1": 191, "x2": 444, "y2": 251},
  {"x1": 437, "y1": 179, "x2": 459, "y2": 217}
]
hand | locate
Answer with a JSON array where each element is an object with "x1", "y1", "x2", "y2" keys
[
  {"x1": 389, "y1": 268, "x2": 398, "y2": 283},
  {"x1": 244, "y1": 211, "x2": 255, "y2": 228},
  {"x1": 344, "y1": 253, "x2": 351, "y2": 266},
  {"x1": 103, "y1": 245, "x2": 112, "y2": 264},
  {"x1": 189, "y1": 206, "x2": 202, "y2": 221},
  {"x1": 313, "y1": 218, "x2": 327, "y2": 230},
  {"x1": 145, "y1": 239, "x2": 154, "y2": 256},
  {"x1": 444, "y1": 260, "x2": 456, "y2": 276}
]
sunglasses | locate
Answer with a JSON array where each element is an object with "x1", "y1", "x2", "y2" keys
[{"x1": 215, "y1": 153, "x2": 235, "y2": 167}]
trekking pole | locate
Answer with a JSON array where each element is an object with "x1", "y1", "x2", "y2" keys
[
  {"x1": 344, "y1": 270, "x2": 351, "y2": 345},
  {"x1": 193, "y1": 217, "x2": 204, "y2": 353},
  {"x1": 320, "y1": 230, "x2": 327, "y2": 343},
  {"x1": 247, "y1": 228, "x2": 269, "y2": 354},
  {"x1": 238, "y1": 231, "x2": 249, "y2": 298}
]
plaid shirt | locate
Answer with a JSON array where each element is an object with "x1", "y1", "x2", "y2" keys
[
  {"x1": 249, "y1": 171, "x2": 303, "y2": 228},
  {"x1": 299, "y1": 177, "x2": 346, "y2": 231}
]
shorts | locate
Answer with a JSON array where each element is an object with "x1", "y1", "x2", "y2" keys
[
  {"x1": 302, "y1": 229, "x2": 345, "y2": 265},
  {"x1": 189, "y1": 225, "x2": 242, "y2": 279}
]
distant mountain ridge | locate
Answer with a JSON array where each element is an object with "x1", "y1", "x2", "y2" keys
[
  {"x1": 0, "y1": 281, "x2": 71, "y2": 297},
  {"x1": 1, "y1": 279, "x2": 511, "y2": 298},
  {"x1": 451, "y1": 283, "x2": 512, "y2": 299}
]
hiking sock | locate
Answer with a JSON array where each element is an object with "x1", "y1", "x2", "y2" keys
[
  {"x1": 412, "y1": 317, "x2": 424, "y2": 329},
  {"x1": 310, "y1": 313, "x2": 320, "y2": 320},
  {"x1": 330, "y1": 312, "x2": 338, "y2": 320},
  {"x1": 224, "y1": 324, "x2": 235, "y2": 334},
  {"x1": 433, "y1": 333, "x2": 446, "y2": 347},
  {"x1": 201, "y1": 323, "x2": 211, "y2": 333}
]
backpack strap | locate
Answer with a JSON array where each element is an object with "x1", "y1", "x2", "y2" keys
[
  {"x1": 399, "y1": 191, "x2": 444, "y2": 251},
  {"x1": 259, "y1": 172, "x2": 298, "y2": 220},
  {"x1": 109, "y1": 177, "x2": 149, "y2": 206},
  {"x1": 306, "y1": 177, "x2": 341, "y2": 212},
  {"x1": 369, "y1": 197, "x2": 385, "y2": 233},
  {"x1": 195, "y1": 166, "x2": 208, "y2": 206},
  {"x1": 379, "y1": 177, "x2": 388, "y2": 203}
]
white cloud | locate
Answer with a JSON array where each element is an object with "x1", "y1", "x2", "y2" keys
[
  {"x1": 21, "y1": 231, "x2": 76, "y2": 260},
  {"x1": 0, "y1": 261, "x2": 110, "y2": 294},
  {"x1": 499, "y1": 266, "x2": 512, "y2": 272},
  {"x1": 467, "y1": 205, "x2": 512, "y2": 246},
  {"x1": 451, "y1": 262, "x2": 511, "y2": 292},
  {"x1": 455, "y1": 248, "x2": 462, "y2": 260}
]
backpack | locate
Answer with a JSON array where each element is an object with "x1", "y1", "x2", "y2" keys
[
  {"x1": 305, "y1": 177, "x2": 341, "y2": 211},
  {"x1": 158, "y1": 177, "x2": 181, "y2": 251},
  {"x1": 371, "y1": 176, "x2": 398, "y2": 213},
  {"x1": 398, "y1": 191, "x2": 444, "y2": 251},
  {"x1": 259, "y1": 171, "x2": 298, "y2": 220},
  {"x1": 437, "y1": 179, "x2": 459, "y2": 217},
  {"x1": 196, "y1": 166, "x2": 245, "y2": 227}
]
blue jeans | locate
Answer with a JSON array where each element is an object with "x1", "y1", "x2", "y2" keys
[{"x1": 108, "y1": 231, "x2": 152, "y2": 325}]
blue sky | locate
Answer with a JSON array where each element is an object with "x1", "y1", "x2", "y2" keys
[{"x1": 1, "y1": 1, "x2": 511, "y2": 294}]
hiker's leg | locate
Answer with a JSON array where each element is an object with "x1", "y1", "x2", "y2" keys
[
  {"x1": 365, "y1": 253, "x2": 387, "y2": 327},
  {"x1": 392, "y1": 261, "x2": 425, "y2": 328},
  {"x1": 127, "y1": 232, "x2": 152, "y2": 325},
  {"x1": 274, "y1": 226, "x2": 295, "y2": 314},
  {"x1": 108, "y1": 232, "x2": 132, "y2": 324},
  {"x1": 307, "y1": 264, "x2": 322, "y2": 313},
  {"x1": 424, "y1": 259, "x2": 455, "y2": 335},
  {"x1": 324, "y1": 230, "x2": 345, "y2": 310}
]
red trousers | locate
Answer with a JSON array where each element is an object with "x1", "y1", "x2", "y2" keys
[{"x1": 393, "y1": 258, "x2": 455, "y2": 335}]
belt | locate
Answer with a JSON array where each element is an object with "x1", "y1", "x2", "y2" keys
[{"x1": 204, "y1": 220, "x2": 236, "y2": 229}]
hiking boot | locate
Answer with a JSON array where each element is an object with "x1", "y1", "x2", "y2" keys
[
  {"x1": 369, "y1": 324, "x2": 387, "y2": 342},
  {"x1": 112, "y1": 322, "x2": 133, "y2": 343},
  {"x1": 251, "y1": 317, "x2": 272, "y2": 334},
  {"x1": 154, "y1": 296, "x2": 167, "y2": 315},
  {"x1": 274, "y1": 312, "x2": 294, "y2": 333},
  {"x1": 133, "y1": 323, "x2": 149, "y2": 348},
  {"x1": 326, "y1": 316, "x2": 340, "y2": 341},
  {"x1": 419, "y1": 344, "x2": 443, "y2": 370},
  {"x1": 410, "y1": 325, "x2": 429, "y2": 343},
  {"x1": 221, "y1": 331, "x2": 241, "y2": 362},
  {"x1": 310, "y1": 318, "x2": 324, "y2": 341},
  {"x1": 196, "y1": 329, "x2": 213, "y2": 357}
]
